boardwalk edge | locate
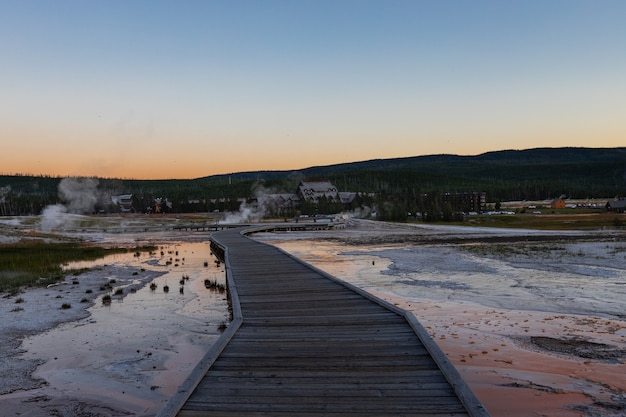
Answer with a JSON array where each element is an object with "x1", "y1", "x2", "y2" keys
[{"x1": 156, "y1": 238, "x2": 243, "y2": 417}]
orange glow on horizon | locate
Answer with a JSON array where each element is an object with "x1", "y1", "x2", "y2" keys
[
  {"x1": 3, "y1": 137, "x2": 624, "y2": 180},
  {"x1": 3, "y1": 123, "x2": 625, "y2": 180}
]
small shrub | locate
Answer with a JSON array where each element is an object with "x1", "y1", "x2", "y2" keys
[
  {"x1": 102, "y1": 294, "x2": 112, "y2": 304},
  {"x1": 85, "y1": 289, "x2": 93, "y2": 294},
  {"x1": 15, "y1": 297, "x2": 25, "y2": 304},
  {"x1": 80, "y1": 298, "x2": 89, "y2": 303},
  {"x1": 204, "y1": 279, "x2": 226, "y2": 293},
  {"x1": 61, "y1": 303, "x2": 71, "y2": 309},
  {"x1": 114, "y1": 288, "x2": 123, "y2": 295},
  {"x1": 11, "y1": 306, "x2": 24, "y2": 312}
]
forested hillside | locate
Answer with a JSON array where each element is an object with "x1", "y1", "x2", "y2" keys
[
  {"x1": 1, "y1": 147, "x2": 625, "y2": 216},
  {"x1": 293, "y1": 147, "x2": 626, "y2": 200}
]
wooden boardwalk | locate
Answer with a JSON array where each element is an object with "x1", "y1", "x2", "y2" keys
[{"x1": 158, "y1": 227, "x2": 490, "y2": 417}]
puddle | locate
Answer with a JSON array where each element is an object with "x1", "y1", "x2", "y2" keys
[{"x1": 15, "y1": 241, "x2": 230, "y2": 415}]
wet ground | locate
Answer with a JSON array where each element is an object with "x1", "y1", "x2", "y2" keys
[{"x1": 0, "y1": 236, "x2": 230, "y2": 417}]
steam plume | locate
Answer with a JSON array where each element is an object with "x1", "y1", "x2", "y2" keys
[
  {"x1": 40, "y1": 177, "x2": 101, "y2": 231},
  {"x1": 223, "y1": 201, "x2": 265, "y2": 224}
]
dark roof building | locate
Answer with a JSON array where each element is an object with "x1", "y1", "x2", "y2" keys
[
  {"x1": 606, "y1": 199, "x2": 626, "y2": 213},
  {"x1": 441, "y1": 192, "x2": 487, "y2": 213},
  {"x1": 297, "y1": 181, "x2": 339, "y2": 202}
]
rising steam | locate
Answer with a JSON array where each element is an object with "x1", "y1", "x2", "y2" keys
[
  {"x1": 221, "y1": 184, "x2": 273, "y2": 224},
  {"x1": 40, "y1": 177, "x2": 102, "y2": 231},
  {"x1": 222, "y1": 201, "x2": 265, "y2": 224}
]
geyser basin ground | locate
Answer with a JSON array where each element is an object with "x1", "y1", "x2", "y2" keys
[{"x1": 1, "y1": 215, "x2": 625, "y2": 416}]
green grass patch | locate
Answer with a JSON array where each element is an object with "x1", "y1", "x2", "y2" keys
[{"x1": 0, "y1": 240, "x2": 156, "y2": 292}]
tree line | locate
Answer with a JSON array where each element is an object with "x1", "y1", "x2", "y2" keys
[{"x1": 0, "y1": 171, "x2": 622, "y2": 219}]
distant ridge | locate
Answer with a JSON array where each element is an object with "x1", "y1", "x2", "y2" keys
[{"x1": 206, "y1": 147, "x2": 626, "y2": 181}]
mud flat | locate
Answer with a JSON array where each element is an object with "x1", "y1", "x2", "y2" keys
[
  {"x1": 0, "y1": 218, "x2": 230, "y2": 417},
  {"x1": 254, "y1": 219, "x2": 626, "y2": 417}
]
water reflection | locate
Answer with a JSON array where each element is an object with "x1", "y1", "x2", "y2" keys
[{"x1": 21, "y1": 241, "x2": 230, "y2": 415}]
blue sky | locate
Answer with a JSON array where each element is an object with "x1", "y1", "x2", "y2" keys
[{"x1": 1, "y1": 1, "x2": 625, "y2": 179}]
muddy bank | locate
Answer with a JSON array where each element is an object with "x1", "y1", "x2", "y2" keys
[{"x1": 529, "y1": 336, "x2": 626, "y2": 361}]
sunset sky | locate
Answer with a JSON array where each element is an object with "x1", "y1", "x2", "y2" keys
[{"x1": 2, "y1": 1, "x2": 625, "y2": 179}]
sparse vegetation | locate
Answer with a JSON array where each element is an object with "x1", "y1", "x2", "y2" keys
[
  {"x1": 204, "y1": 279, "x2": 226, "y2": 293},
  {"x1": 0, "y1": 241, "x2": 157, "y2": 292}
]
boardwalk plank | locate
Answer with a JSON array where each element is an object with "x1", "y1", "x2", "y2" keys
[
  {"x1": 159, "y1": 227, "x2": 489, "y2": 417},
  {"x1": 182, "y1": 400, "x2": 468, "y2": 413}
]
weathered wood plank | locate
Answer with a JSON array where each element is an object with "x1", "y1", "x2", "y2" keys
[
  {"x1": 200, "y1": 370, "x2": 452, "y2": 385},
  {"x1": 182, "y1": 400, "x2": 469, "y2": 413},
  {"x1": 191, "y1": 378, "x2": 453, "y2": 391},
  {"x1": 178, "y1": 409, "x2": 471, "y2": 417}
]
